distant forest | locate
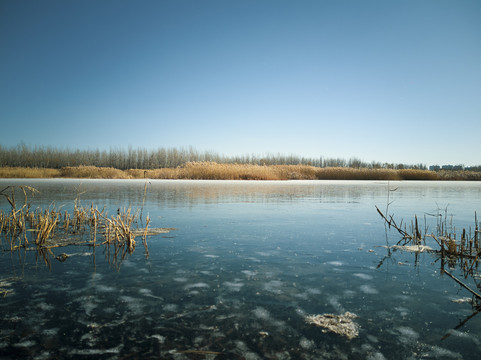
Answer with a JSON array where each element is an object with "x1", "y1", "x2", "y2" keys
[{"x1": 0, "y1": 144, "x2": 478, "y2": 171}]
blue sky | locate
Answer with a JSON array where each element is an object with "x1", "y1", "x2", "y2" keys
[{"x1": 1, "y1": 0, "x2": 480, "y2": 166}]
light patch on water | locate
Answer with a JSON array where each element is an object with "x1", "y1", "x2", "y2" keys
[
  {"x1": 263, "y1": 280, "x2": 283, "y2": 294},
  {"x1": 394, "y1": 306, "x2": 409, "y2": 317},
  {"x1": 184, "y1": 282, "x2": 210, "y2": 290},
  {"x1": 90, "y1": 273, "x2": 103, "y2": 281},
  {"x1": 361, "y1": 343, "x2": 374, "y2": 352},
  {"x1": 42, "y1": 328, "x2": 59, "y2": 336},
  {"x1": 204, "y1": 254, "x2": 219, "y2": 258},
  {"x1": 70, "y1": 345, "x2": 123, "y2": 355},
  {"x1": 360, "y1": 284, "x2": 378, "y2": 294},
  {"x1": 241, "y1": 270, "x2": 257, "y2": 277},
  {"x1": 294, "y1": 292, "x2": 308, "y2": 300},
  {"x1": 256, "y1": 251, "x2": 273, "y2": 257},
  {"x1": 194, "y1": 335, "x2": 204, "y2": 344},
  {"x1": 223, "y1": 281, "x2": 244, "y2": 292},
  {"x1": 422, "y1": 345, "x2": 462, "y2": 359},
  {"x1": 82, "y1": 300, "x2": 97, "y2": 316},
  {"x1": 448, "y1": 330, "x2": 481, "y2": 345},
  {"x1": 395, "y1": 326, "x2": 419, "y2": 344},
  {"x1": 326, "y1": 261, "x2": 343, "y2": 266},
  {"x1": 37, "y1": 302, "x2": 54, "y2": 311},
  {"x1": 13, "y1": 340, "x2": 36, "y2": 348},
  {"x1": 34, "y1": 351, "x2": 54, "y2": 360},
  {"x1": 243, "y1": 352, "x2": 262, "y2": 360},
  {"x1": 367, "y1": 334, "x2": 379, "y2": 343},
  {"x1": 295, "y1": 308, "x2": 307, "y2": 316},
  {"x1": 163, "y1": 304, "x2": 178, "y2": 312},
  {"x1": 173, "y1": 277, "x2": 188, "y2": 282},
  {"x1": 80, "y1": 332, "x2": 96, "y2": 346},
  {"x1": 139, "y1": 288, "x2": 153, "y2": 296},
  {"x1": 299, "y1": 337, "x2": 315, "y2": 350},
  {"x1": 120, "y1": 295, "x2": 144, "y2": 315},
  {"x1": 151, "y1": 334, "x2": 166, "y2": 343},
  {"x1": 96, "y1": 284, "x2": 115, "y2": 292},
  {"x1": 328, "y1": 296, "x2": 344, "y2": 312},
  {"x1": 235, "y1": 340, "x2": 262, "y2": 360},
  {"x1": 253, "y1": 307, "x2": 271, "y2": 320},
  {"x1": 353, "y1": 273, "x2": 373, "y2": 280},
  {"x1": 366, "y1": 352, "x2": 387, "y2": 360},
  {"x1": 273, "y1": 350, "x2": 291, "y2": 360},
  {"x1": 306, "y1": 288, "x2": 321, "y2": 295},
  {"x1": 139, "y1": 288, "x2": 164, "y2": 300}
]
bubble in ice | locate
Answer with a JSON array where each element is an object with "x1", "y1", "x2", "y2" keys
[
  {"x1": 163, "y1": 303, "x2": 178, "y2": 312},
  {"x1": 367, "y1": 352, "x2": 387, "y2": 360},
  {"x1": 306, "y1": 288, "x2": 321, "y2": 295},
  {"x1": 359, "y1": 284, "x2": 378, "y2": 294},
  {"x1": 223, "y1": 281, "x2": 244, "y2": 292},
  {"x1": 13, "y1": 340, "x2": 36, "y2": 348},
  {"x1": 395, "y1": 326, "x2": 419, "y2": 344},
  {"x1": 424, "y1": 345, "x2": 461, "y2": 359},
  {"x1": 353, "y1": 273, "x2": 373, "y2": 280},
  {"x1": 253, "y1": 307, "x2": 271, "y2": 320},
  {"x1": 299, "y1": 337, "x2": 315, "y2": 350},
  {"x1": 241, "y1": 270, "x2": 257, "y2": 277},
  {"x1": 184, "y1": 282, "x2": 210, "y2": 290},
  {"x1": 263, "y1": 280, "x2": 283, "y2": 294},
  {"x1": 96, "y1": 284, "x2": 115, "y2": 292},
  {"x1": 326, "y1": 261, "x2": 343, "y2": 266}
]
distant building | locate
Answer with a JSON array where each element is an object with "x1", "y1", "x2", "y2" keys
[{"x1": 440, "y1": 164, "x2": 464, "y2": 171}]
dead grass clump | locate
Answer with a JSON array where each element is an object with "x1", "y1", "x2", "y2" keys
[
  {"x1": 127, "y1": 168, "x2": 182, "y2": 179},
  {"x1": 315, "y1": 167, "x2": 400, "y2": 180},
  {"x1": 60, "y1": 166, "x2": 130, "y2": 179},
  {"x1": 2, "y1": 165, "x2": 479, "y2": 181},
  {"x1": 305, "y1": 312, "x2": 359, "y2": 339},
  {"x1": 177, "y1": 162, "x2": 281, "y2": 180},
  {"x1": 0, "y1": 167, "x2": 61, "y2": 178},
  {"x1": 271, "y1": 165, "x2": 318, "y2": 180},
  {"x1": 436, "y1": 170, "x2": 481, "y2": 181},
  {"x1": 1, "y1": 185, "x2": 174, "y2": 267},
  {"x1": 397, "y1": 169, "x2": 439, "y2": 180}
]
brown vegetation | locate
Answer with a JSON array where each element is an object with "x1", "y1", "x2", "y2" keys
[
  {"x1": 60, "y1": 165, "x2": 129, "y2": 179},
  {"x1": 376, "y1": 206, "x2": 481, "y2": 304},
  {"x1": 0, "y1": 185, "x2": 173, "y2": 268},
  {"x1": 0, "y1": 167, "x2": 61, "y2": 178},
  {"x1": 1, "y1": 162, "x2": 480, "y2": 181}
]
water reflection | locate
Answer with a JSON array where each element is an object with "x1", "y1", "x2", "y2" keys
[{"x1": 0, "y1": 179, "x2": 481, "y2": 358}]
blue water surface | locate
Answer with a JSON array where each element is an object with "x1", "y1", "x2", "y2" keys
[{"x1": 0, "y1": 179, "x2": 480, "y2": 359}]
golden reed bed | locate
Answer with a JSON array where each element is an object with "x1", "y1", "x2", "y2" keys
[{"x1": 0, "y1": 163, "x2": 479, "y2": 180}]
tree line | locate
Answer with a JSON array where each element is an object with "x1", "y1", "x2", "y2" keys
[{"x1": 0, "y1": 143, "x2": 435, "y2": 171}]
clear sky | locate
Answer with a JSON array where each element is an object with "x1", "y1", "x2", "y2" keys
[{"x1": 1, "y1": 0, "x2": 480, "y2": 166}]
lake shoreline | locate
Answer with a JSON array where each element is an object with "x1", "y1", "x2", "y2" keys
[{"x1": 1, "y1": 164, "x2": 480, "y2": 181}]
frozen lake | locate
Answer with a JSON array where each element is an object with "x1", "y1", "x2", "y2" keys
[{"x1": 1, "y1": 179, "x2": 480, "y2": 359}]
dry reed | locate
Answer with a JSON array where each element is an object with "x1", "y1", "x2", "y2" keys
[
  {"x1": 0, "y1": 185, "x2": 173, "y2": 267},
  {"x1": 377, "y1": 204, "x2": 481, "y2": 304},
  {"x1": 4, "y1": 164, "x2": 481, "y2": 181},
  {"x1": 60, "y1": 166, "x2": 130, "y2": 179},
  {"x1": 0, "y1": 167, "x2": 61, "y2": 178}
]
